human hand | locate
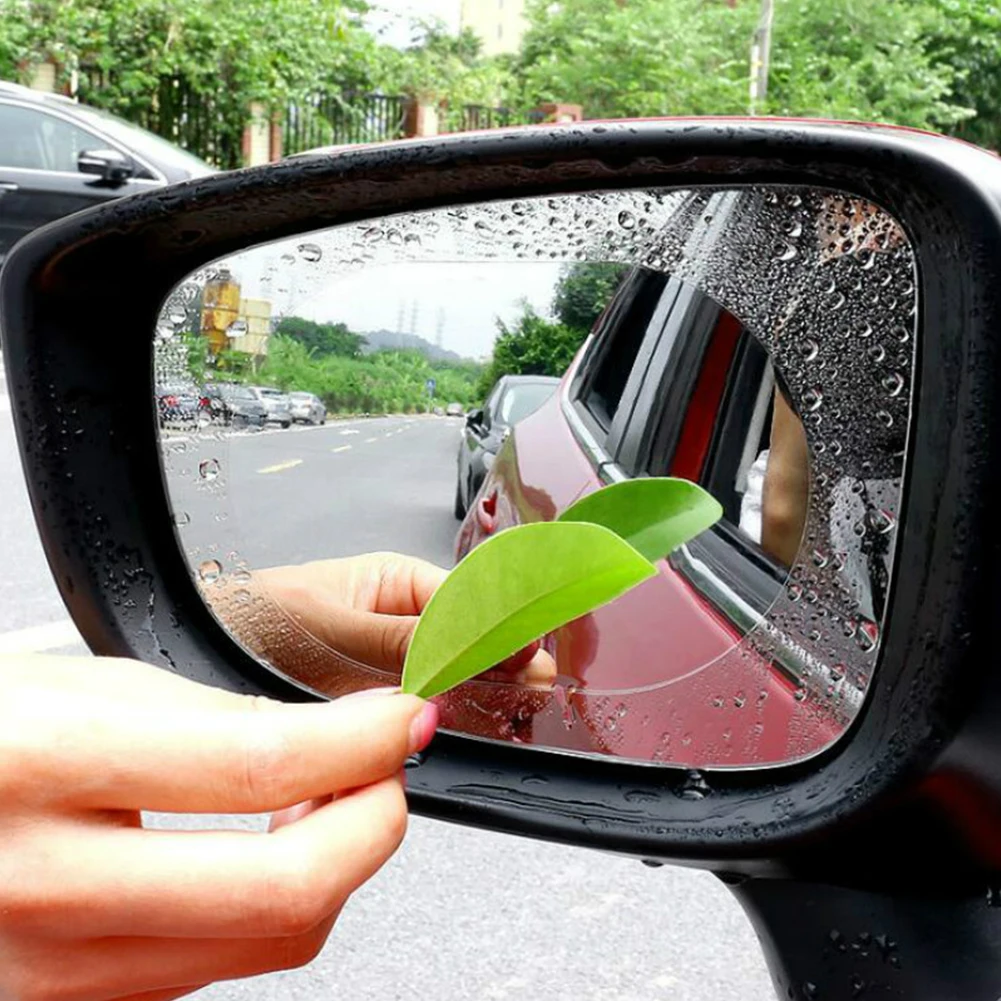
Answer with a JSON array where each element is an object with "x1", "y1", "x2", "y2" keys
[
  {"x1": 0, "y1": 653, "x2": 437, "y2": 1000},
  {"x1": 255, "y1": 552, "x2": 557, "y2": 687}
]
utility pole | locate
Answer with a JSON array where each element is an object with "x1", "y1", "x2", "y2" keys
[{"x1": 749, "y1": 0, "x2": 774, "y2": 116}]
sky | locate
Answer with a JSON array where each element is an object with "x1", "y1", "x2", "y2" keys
[{"x1": 365, "y1": 0, "x2": 460, "y2": 47}]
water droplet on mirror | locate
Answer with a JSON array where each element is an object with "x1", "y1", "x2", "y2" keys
[
  {"x1": 867, "y1": 344, "x2": 886, "y2": 363},
  {"x1": 172, "y1": 511, "x2": 191, "y2": 527},
  {"x1": 617, "y1": 210, "x2": 636, "y2": 230},
  {"x1": 802, "y1": 388, "x2": 823, "y2": 412},
  {"x1": 793, "y1": 687, "x2": 807, "y2": 702},
  {"x1": 198, "y1": 559, "x2": 223, "y2": 583},
  {"x1": 882, "y1": 372, "x2": 905, "y2": 397},
  {"x1": 867, "y1": 508, "x2": 896, "y2": 534},
  {"x1": 876, "y1": 410, "x2": 894, "y2": 428},
  {"x1": 772, "y1": 242, "x2": 797, "y2": 262},
  {"x1": 856, "y1": 620, "x2": 879, "y2": 652},
  {"x1": 796, "y1": 339, "x2": 819, "y2": 362},
  {"x1": 198, "y1": 459, "x2": 220, "y2": 481},
  {"x1": 787, "y1": 582, "x2": 803, "y2": 602},
  {"x1": 232, "y1": 568, "x2": 252, "y2": 584},
  {"x1": 233, "y1": 588, "x2": 252, "y2": 604},
  {"x1": 678, "y1": 770, "x2": 710, "y2": 800},
  {"x1": 298, "y1": 243, "x2": 322, "y2": 262}
]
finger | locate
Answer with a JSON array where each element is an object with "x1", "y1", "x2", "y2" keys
[
  {"x1": 1, "y1": 778, "x2": 404, "y2": 940},
  {"x1": 10, "y1": 689, "x2": 435, "y2": 811},
  {"x1": 269, "y1": 796, "x2": 332, "y2": 832},
  {"x1": 481, "y1": 647, "x2": 558, "y2": 689},
  {"x1": 370, "y1": 553, "x2": 448, "y2": 616},
  {"x1": 12, "y1": 918, "x2": 339, "y2": 1001}
]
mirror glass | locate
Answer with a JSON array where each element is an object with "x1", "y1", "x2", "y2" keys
[{"x1": 155, "y1": 185, "x2": 916, "y2": 768}]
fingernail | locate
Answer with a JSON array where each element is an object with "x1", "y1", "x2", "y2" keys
[
  {"x1": 340, "y1": 686, "x2": 401, "y2": 701},
  {"x1": 409, "y1": 701, "x2": 439, "y2": 754}
]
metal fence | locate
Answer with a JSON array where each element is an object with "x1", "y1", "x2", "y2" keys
[
  {"x1": 283, "y1": 92, "x2": 409, "y2": 155},
  {"x1": 77, "y1": 68, "x2": 244, "y2": 170}
]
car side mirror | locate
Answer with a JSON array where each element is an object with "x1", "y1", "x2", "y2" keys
[
  {"x1": 9, "y1": 122, "x2": 1001, "y2": 983},
  {"x1": 466, "y1": 408, "x2": 485, "y2": 428},
  {"x1": 77, "y1": 148, "x2": 135, "y2": 185}
]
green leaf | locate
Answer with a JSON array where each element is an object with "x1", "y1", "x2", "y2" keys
[
  {"x1": 401, "y1": 521, "x2": 656, "y2": 698},
  {"x1": 558, "y1": 477, "x2": 722, "y2": 564}
]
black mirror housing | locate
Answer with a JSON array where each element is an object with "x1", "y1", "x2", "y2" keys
[
  {"x1": 77, "y1": 148, "x2": 135, "y2": 185},
  {"x1": 466, "y1": 408, "x2": 485, "y2": 427},
  {"x1": 5, "y1": 120, "x2": 1001, "y2": 904}
]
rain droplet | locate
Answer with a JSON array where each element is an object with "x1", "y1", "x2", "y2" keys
[
  {"x1": 802, "y1": 388, "x2": 823, "y2": 412},
  {"x1": 386, "y1": 229, "x2": 403, "y2": 245},
  {"x1": 172, "y1": 511, "x2": 191, "y2": 527},
  {"x1": 198, "y1": 459, "x2": 220, "y2": 481},
  {"x1": 867, "y1": 508, "x2": 896, "y2": 534},
  {"x1": 867, "y1": 344, "x2": 886, "y2": 363},
  {"x1": 788, "y1": 582, "x2": 804, "y2": 602},
  {"x1": 797, "y1": 339, "x2": 820, "y2": 362},
  {"x1": 876, "y1": 410, "x2": 894, "y2": 428},
  {"x1": 232, "y1": 568, "x2": 252, "y2": 584},
  {"x1": 298, "y1": 243, "x2": 322, "y2": 262},
  {"x1": 198, "y1": 559, "x2": 223, "y2": 583},
  {"x1": 856, "y1": 620, "x2": 879, "y2": 652},
  {"x1": 233, "y1": 588, "x2": 252, "y2": 604},
  {"x1": 678, "y1": 770, "x2": 710, "y2": 800},
  {"x1": 772, "y1": 242, "x2": 797, "y2": 262},
  {"x1": 882, "y1": 372, "x2": 905, "y2": 397},
  {"x1": 618, "y1": 210, "x2": 636, "y2": 230}
]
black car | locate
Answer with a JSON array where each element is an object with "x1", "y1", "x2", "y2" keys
[
  {"x1": 203, "y1": 383, "x2": 267, "y2": 429},
  {"x1": 0, "y1": 81, "x2": 213, "y2": 260},
  {"x1": 454, "y1": 374, "x2": 559, "y2": 519}
]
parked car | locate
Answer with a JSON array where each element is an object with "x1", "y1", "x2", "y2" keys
[
  {"x1": 445, "y1": 401, "x2": 465, "y2": 417},
  {"x1": 288, "y1": 390, "x2": 326, "y2": 425},
  {"x1": 248, "y1": 386, "x2": 293, "y2": 428},
  {"x1": 156, "y1": 382, "x2": 208, "y2": 429},
  {"x1": 454, "y1": 375, "x2": 559, "y2": 519},
  {"x1": 0, "y1": 81, "x2": 213, "y2": 261},
  {"x1": 203, "y1": 383, "x2": 266, "y2": 429}
]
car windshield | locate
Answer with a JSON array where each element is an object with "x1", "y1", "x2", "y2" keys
[
  {"x1": 498, "y1": 383, "x2": 557, "y2": 426},
  {"x1": 257, "y1": 389, "x2": 284, "y2": 399},
  {"x1": 64, "y1": 102, "x2": 214, "y2": 177}
]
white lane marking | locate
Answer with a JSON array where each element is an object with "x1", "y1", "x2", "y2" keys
[
  {"x1": 331, "y1": 445, "x2": 352, "y2": 454},
  {"x1": 365, "y1": 436, "x2": 379, "y2": 443},
  {"x1": 339, "y1": 429, "x2": 359, "y2": 436},
  {"x1": 0, "y1": 619, "x2": 83, "y2": 654},
  {"x1": 257, "y1": 459, "x2": 303, "y2": 474}
]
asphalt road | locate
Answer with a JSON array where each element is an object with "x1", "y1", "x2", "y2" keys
[
  {"x1": 0, "y1": 366, "x2": 775, "y2": 1001},
  {"x1": 165, "y1": 414, "x2": 462, "y2": 571}
]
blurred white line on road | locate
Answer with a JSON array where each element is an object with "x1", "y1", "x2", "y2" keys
[
  {"x1": 257, "y1": 459, "x2": 303, "y2": 474},
  {"x1": 332, "y1": 445, "x2": 352, "y2": 453},
  {"x1": 0, "y1": 619, "x2": 82, "y2": 654},
  {"x1": 340, "y1": 429, "x2": 359, "y2": 436},
  {"x1": 365, "y1": 437, "x2": 379, "y2": 443}
]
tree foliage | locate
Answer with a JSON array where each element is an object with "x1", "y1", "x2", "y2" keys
[
  {"x1": 275, "y1": 316, "x2": 367, "y2": 359},
  {"x1": 513, "y1": 0, "x2": 988, "y2": 137},
  {"x1": 256, "y1": 334, "x2": 482, "y2": 415},
  {"x1": 478, "y1": 263, "x2": 628, "y2": 397}
]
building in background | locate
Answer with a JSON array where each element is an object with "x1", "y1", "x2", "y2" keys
[
  {"x1": 200, "y1": 271, "x2": 272, "y2": 368},
  {"x1": 460, "y1": 0, "x2": 526, "y2": 56}
]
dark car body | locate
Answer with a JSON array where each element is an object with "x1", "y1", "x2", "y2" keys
[
  {"x1": 204, "y1": 383, "x2": 267, "y2": 429},
  {"x1": 0, "y1": 81, "x2": 213, "y2": 260},
  {"x1": 455, "y1": 264, "x2": 846, "y2": 765},
  {"x1": 454, "y1": 375, "x2": 559, "y2": 519}
]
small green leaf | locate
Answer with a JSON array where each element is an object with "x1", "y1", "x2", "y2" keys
[
  {"x1": 558, "y1": 478, "x2": 722, "y2": 563},
  {"x1": 401, "y1": 521, "x2": 656, "y2": 699}
]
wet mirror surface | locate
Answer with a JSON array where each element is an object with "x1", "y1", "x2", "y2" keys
[{"x1": 155, "y1": 186, "x2": 916, "y2": 767}]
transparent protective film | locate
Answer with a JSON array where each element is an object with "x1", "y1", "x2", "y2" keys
[{"x1": 155, "y1": 186, "x2": 915, "y2": 767}]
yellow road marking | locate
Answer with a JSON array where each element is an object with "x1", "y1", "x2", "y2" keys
[
  {"x1": 257, "y1": 459, "x2": 303, "y2": 474},
  {"x1": 332, "y1": 445, "x2": 353, "y2": 454}
]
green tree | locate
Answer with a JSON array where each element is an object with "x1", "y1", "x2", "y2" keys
[
  {"x1": 553, "y1": 262, "x2": 628, "y2": 332},
  {"x1": 275, "y1": 316, "x2": 367, "y2": 358},
  {"x1": 513, "y1": 0, "x2": 977, "y2": 133}
]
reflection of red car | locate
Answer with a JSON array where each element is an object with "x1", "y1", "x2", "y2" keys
[{"x1": 455, "y1": 265, "x2": 844, "y2": 767}]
